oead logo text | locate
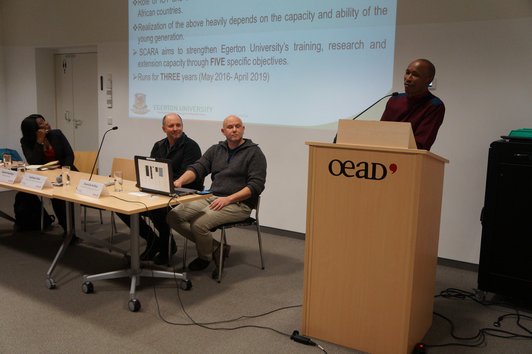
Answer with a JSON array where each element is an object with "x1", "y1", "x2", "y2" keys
[{"x1": 328, "y1": 159, "x2": 398, "y2": 181}]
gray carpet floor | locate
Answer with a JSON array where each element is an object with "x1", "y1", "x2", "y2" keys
[{"x1": 0, "y1": 190, "x2": 530, "y2": 354}]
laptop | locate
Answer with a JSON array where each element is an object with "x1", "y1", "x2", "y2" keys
[{"x1": 134, "y1": 155, "x2": 197, "y2": 196}]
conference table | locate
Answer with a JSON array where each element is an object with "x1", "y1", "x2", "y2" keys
[
  {"x1": 0, "y1": 168, "x2": 56, "y2": 227},
  {"x1": 0, "y1": 168, "x2": 207, "y2": 312}
]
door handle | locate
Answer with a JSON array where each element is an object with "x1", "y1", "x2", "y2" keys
[
  {"x1": 64, "y1": 111, "x2": 72, "y2": 122},
  {"x1": 74, "y1": 119, "x2": 83, "y2": 128}
]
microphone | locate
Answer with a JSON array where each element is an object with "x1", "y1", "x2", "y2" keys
[
  {"x1": 89, "y1": 126, "x2": 118, "y2": 180},
  {"x1": 289, "y1": 330, "x2": 325, "y2": 351},
  {"x1": 333, "y1": 92, "x2": 399, "y2": 143},
  {"x1": 290, "y1": 331, "x2": 316, "y2": 346}
]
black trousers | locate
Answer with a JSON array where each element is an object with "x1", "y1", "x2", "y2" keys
[
  {"x1": 51, "y1": 199, "x2": 74, "y2": 233},
  {"x1": 116, "y1": 207, "x2": 172, "y2": 252}
]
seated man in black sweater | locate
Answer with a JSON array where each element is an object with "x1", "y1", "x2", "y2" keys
[{"x1": 118, "y1": 113, "x2": 203, "y2": 265}]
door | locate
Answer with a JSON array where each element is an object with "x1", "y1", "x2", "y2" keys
[{"x1": 55, "y1": 52, "x2": 98, "y2": 151}]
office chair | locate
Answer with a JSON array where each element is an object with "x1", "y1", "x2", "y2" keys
[
  {"x1": 111, "y1": 157, "x2": 137, "y2": 181},
  {"x1": 37, "y1": 151, "x2": 98, "y2": 233},
  {"x1": 74, "y1": 151, "x2": 98, "y2": 175},
  {"x1": 182, "y1": 196, "x2": 265, "y2": 282}
]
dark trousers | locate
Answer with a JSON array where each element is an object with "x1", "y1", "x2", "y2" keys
[
  {"x1": 51, "y1": 199, "x2": 74, "y2": 233},
  {"x1": 116, "y1": 207, "x2": 172, "y2": 252}
]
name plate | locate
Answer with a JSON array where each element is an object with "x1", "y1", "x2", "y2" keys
[
  {"x1": 76, "y1": 179, "x2": 110, "y2": 198},
  {"x1": 21, "y1": 173, "x2": 51, "y2": 190},
  {"x1": 0, "y1": 168, "x2": 21, "y2": 184}
]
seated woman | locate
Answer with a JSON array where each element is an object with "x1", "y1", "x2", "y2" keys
[{"x1": 20, "y1": 114, "x2": 77, "y2": 235}]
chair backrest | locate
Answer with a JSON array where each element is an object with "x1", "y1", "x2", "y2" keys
[
  {"x1": 111, "y1": 158, "x2": 136, "y2": 181},
  {"x1": 0, "y1": 148, "x2": 23, "y2": 161},
  {"x1": 74, "y1": 151, "x2": 98, "y2": 174}
]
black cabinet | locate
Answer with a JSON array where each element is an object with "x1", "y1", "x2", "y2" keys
[{"x1": 478, "y1": 139, "x2": 532, "y2": 301}]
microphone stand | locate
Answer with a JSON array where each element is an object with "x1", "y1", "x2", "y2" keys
[
  {"x1": 89, "y1": 126, "x2": 118, "y2": 180},
  {"x1": 333, "y1": 92, "x2": 398, "y2": 143}
]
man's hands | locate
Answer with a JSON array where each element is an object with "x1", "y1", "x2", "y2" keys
[
  {"x1": 207, "y1": 187, "x2": 251, "y2": 211},
  {"x1": 173, "y1": 170, "x2": 196, "y2": 188},
  {"x1": 209, "y1": 196, "x2": 232, "y2": 211}
]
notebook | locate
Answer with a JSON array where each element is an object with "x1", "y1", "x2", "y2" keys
[{"x1": 134, "y1": 155, "x2": 197, "y2": 196}]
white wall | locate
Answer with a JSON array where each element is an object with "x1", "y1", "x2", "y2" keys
[
  {"x1": 1, "y1": 0, "x2": 532, "y2": 264},
  {"x1": 4, "y1": 46, "x2": 39, "y2": 148},
  {"x1": 35, "y1": 48, "x2": 57, "y2": 123},
  {"x1": 0, "y1": 4, "x2": 6, "y2": 145},
  {"x1": 0, "y1": 49, "x2": 6, "y2": 145}
]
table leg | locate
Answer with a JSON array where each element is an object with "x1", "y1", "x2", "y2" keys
[
  {"x1": 0, "y1": 210, "x2": 16, "y2": 223},
  {"x1": 74, "y1": 204, "x2": 127, "y2": 255},
  {"x1": 82, "y1": 212, "x2": 191, "y2": 311},
  {"x1": 130, "y1": 213, "x2": 141, "y2": 295},
  {"x1": 45, "y1": 200, "x2": 74, "y2": 289}
]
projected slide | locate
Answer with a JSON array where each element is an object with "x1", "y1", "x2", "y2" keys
[{"x1": 129, "y1": 0, "x2": 397, "y2": 127}]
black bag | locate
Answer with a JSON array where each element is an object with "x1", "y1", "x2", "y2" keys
[{"x1": 13, "y1": 192, "x2": 55, "y2": 231}]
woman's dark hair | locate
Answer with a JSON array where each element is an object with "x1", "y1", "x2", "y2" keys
[
  {"x1": 26, "y1": 114, "x2": 45, "y2": 121},
  {"x1": 20, "y1": 114, "x2": 44, "y2": 146}
]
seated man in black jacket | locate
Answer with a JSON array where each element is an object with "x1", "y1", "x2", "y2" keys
[{"x1": 118, "y1": 113, "x2": 203, "y2": 265}]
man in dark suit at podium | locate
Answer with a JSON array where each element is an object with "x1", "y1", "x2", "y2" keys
[{"x1": 380, "y1": 58, "x2": 445, "y2": 150}]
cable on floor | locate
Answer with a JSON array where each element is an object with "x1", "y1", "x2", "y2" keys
[
  {"x1": 147, "y1": 263, "x2": 328, "y2": 353},
  {"x1": 419, "y1": 287, "x2": 532, "y2": 351}
]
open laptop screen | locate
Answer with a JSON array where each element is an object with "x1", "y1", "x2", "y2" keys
[
  {"x1": 134, "y1": 155, "x2": 198, "y2": 196},
  {"x1": 134, "y1": 155, "x2": 174, "y2": 196}
]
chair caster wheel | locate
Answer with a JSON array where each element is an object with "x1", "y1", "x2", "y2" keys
[
  {"x1": 45, "y1": 278, "x2": 56, "y2": 289},
  {"x1": 180, "y1": 279, "x2": 192, "y2": 290},
  {"x1": 128, "y1": 298, "x2": 141, "y2": 312},
  {"x1": 82, "y1": 281, "x2": 94, "y2": 294}
]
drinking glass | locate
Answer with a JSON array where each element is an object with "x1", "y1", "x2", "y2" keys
[
  {"x1": 2, "y1": 153, "x2": 12, "y2": 168},
  {"x1": 62, "y1": 165, "x2": 71, "y2": 186},
  {"x1": 114, "y1": 171, "x2": 123, "y2": 192}
]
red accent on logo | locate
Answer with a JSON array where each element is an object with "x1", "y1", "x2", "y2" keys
[{"x1": 389, "y1": 163, "x2": 397, "y2": 174}]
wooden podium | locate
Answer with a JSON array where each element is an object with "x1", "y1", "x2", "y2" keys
[{"x1": 302, "y1": 121, "x2": 448, "y2": 354}]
